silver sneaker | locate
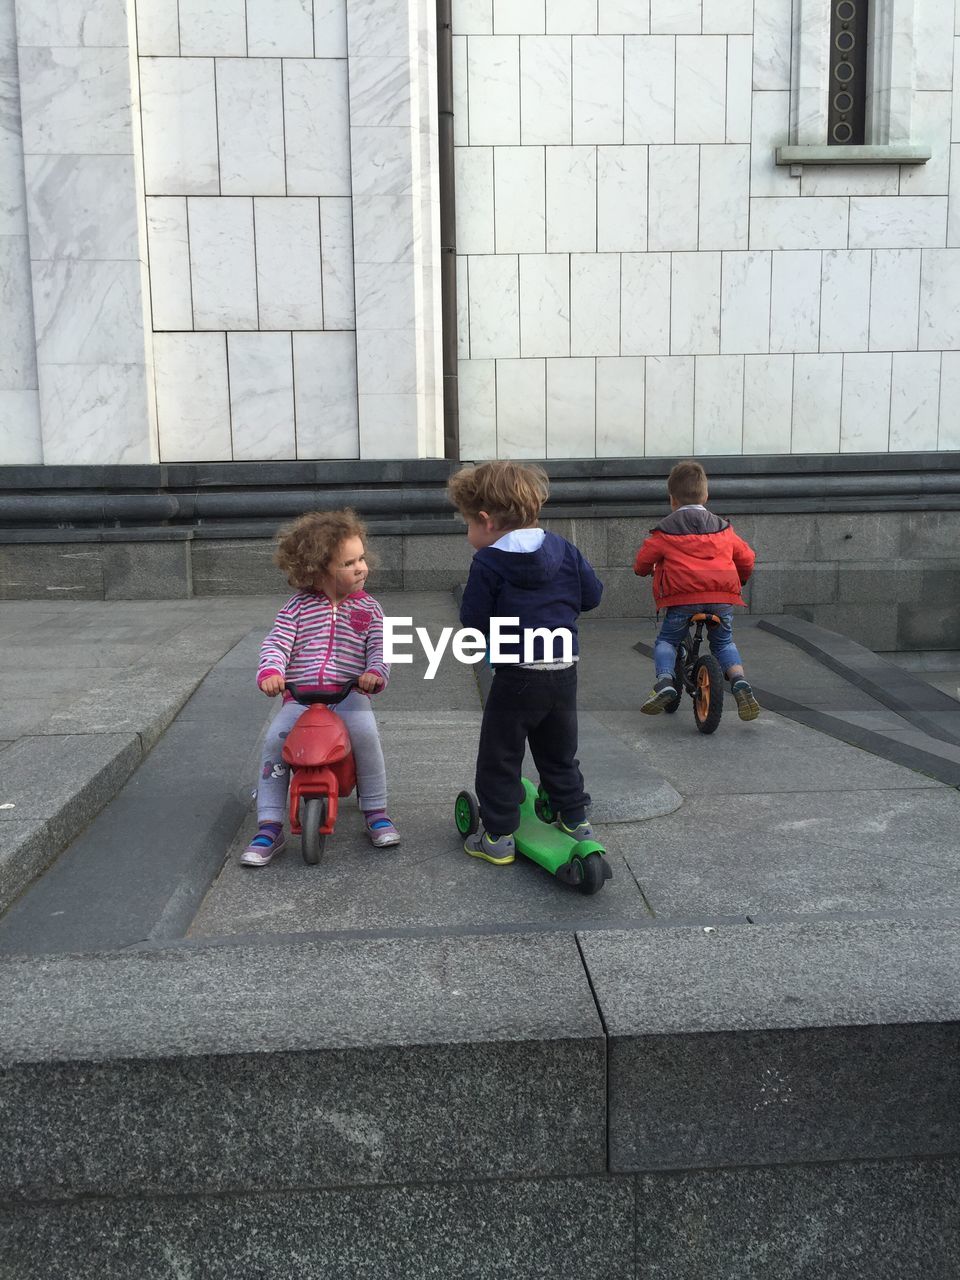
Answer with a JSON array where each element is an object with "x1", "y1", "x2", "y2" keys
[{"x1": 464, "y1": 830, "x2": 516, "y2": 865}]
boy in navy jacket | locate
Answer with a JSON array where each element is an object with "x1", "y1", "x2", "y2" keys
[{"x1": 449, "y1": 461, "x2": 603, "y2": 865}]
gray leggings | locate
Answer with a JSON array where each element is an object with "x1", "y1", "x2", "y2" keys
[{"x1": 257, "y1": 691, "x2": 388, "y2": 823}]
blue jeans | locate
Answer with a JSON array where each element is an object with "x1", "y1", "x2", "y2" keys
[{"x1": 653, "y1": 605, "x2": 742, "y2": 678}]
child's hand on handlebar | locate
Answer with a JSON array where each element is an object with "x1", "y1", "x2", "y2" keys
[
  {"x1": 260, "y1": 674, "x2": 286, "y2": 697},
  {"x1": 357, "y1": 672, "x2": 383, "y2": 693}
]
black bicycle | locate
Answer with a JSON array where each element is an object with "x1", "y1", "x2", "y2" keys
[{"x1": 662, "y1": 612, "x2": 725, "y2": 734}]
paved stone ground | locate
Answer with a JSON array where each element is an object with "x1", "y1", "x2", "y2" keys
[
  {"x1": 0, "y1": 597, "x2": 281, "y2": 913},
  {"x1": 188, "y1": 602, "x2": 960, "y2": 942},
  {"x1": 3, "y1": 592, "x2": 960, "y2": 951}
]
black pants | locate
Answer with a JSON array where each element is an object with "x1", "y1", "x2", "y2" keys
[{"x1": 475, "y1": 665, "x2": 590, "y2": 836}]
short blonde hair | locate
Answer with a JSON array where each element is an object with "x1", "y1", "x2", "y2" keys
[
  {"x1": 667, "y1": 459, "x2": 708, "y2": 506},
  {"x1": 274, "y1": 508, "x2": 369, "y2": 590},
  {"x1": 447, "y1": 461, "x2": 549, "y2": 529}
]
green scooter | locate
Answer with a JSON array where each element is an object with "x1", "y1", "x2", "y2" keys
[{"x1": 454, "y1": 778, "x2": 612, "y2": 895}]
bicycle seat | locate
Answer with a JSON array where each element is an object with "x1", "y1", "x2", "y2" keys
[{"x1": 690, "y1": 612, "x2": 723, "y2": 627}]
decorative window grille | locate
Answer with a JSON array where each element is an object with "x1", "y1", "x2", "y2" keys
[
  {"x1": 781, "y1": 0, "x2": 930, "y2": 165},
  {"x1": 828, "y1": 0, "x2": 869, "y2": 144}
]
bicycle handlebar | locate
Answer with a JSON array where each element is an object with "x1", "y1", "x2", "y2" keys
[{"x1": 285, "y1": 678, "x2": 359, "y2": 706}]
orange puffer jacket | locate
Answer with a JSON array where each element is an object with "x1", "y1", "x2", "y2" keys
[{"x1": 633, "y1": 506, "x2": 755, "y2": 609}]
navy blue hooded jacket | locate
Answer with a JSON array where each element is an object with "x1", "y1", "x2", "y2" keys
[{"x1": 459, "y1": 531, "x2": 603, "y2": 662}]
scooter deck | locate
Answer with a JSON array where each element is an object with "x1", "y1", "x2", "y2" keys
[{"x1": 514, "y1": 777, "x2": 605, "y2": 875}]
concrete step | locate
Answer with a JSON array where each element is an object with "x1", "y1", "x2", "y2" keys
[{"x1": 5, "y1": 920, "x2": 960, "y2": 1276}]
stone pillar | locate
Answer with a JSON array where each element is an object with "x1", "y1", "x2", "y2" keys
[
  {"x1": 0, "y1": 0, "x2": 40, "y2": 462},
  {"x1": 346, "y1": 0, "x2": 444, "y2": 459},
  {"x1": 790, "y1": 0, "x2": 832, "y2": 145},
  {"x1": 14, "y1": 0, "x2": 157, "y2": 464},
  {"x1": 866, "y1": 0, "x2": 917, "y2": 145}
]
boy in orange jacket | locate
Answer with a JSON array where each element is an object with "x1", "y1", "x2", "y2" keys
[{"x1": 634, "y1": 459, "x2": 760, "y2": 720}]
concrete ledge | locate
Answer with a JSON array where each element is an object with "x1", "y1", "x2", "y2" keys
[
  {"x1": 580, "y1": 921, "x2": 960, "y2": 1172},
  {"x1": 637, "y1": 1158, "x2": 960, "y2": 1279},
  {"x1": 1, "y1": 1175, "x2": 635, "y2": 1280},
  {"x1": 759, "y1": 614, "x2": 960, "y2": 748},
  {"x1": 0, "y1": 933, "x2": 605, "y2": 1201},
  {"x1": 0, "y1": 667, "x2": 207, "y2": 914},
  {"x1": 776, "y1": 143, "x2": 931, "y2": 165},
  {"x1": 0, "y1": 734, "x2": 143, "y2": 912}
]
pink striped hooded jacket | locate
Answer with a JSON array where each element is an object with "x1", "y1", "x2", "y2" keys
[{"x1": 257, "y1": 590, "x2": 390, "y2": 700}]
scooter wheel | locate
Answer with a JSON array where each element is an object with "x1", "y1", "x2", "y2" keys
[
  {"x1": 301, "y1": 795, "x2": 328, "y2": 865},
  {"x1": 577, "y1": 851, "x2": 610, "y2": 896},
  {"x1": 534, "y1": 786, "x2": 555, "y2": 824},
  {"x1": 454, "y1": 790, "x2": 479, "y2": 837}
]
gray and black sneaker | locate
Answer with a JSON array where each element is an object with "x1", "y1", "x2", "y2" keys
[
  {"x1": 464, "y1": 829, "x2": 516, "y2": 865},
  {"x1": 641, "y1": 675, "x2": 678, "y2": 715},
  {"x1": 557, "y1": 817, "x2": 595, "y2": 841},
  {"x1": 731, "y1": 678, "x2": 760, "y2": 721}
]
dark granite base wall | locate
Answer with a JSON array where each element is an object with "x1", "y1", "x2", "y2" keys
[
  {"x1": 2, "y1": 510, "x2": 958, "y2": 649},
  {"x1": 5, "y1": 1159, "x2": 958, "y2": 1279}
]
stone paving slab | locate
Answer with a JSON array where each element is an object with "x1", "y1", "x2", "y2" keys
[
  {"x1": 579, "y1": 919, "x2": 960, "y2": 1172},
  {"x1": 593, "y1": 698, "x2": 940, "y2": 795},
  {"x1": 189, "y1": 805, "x2": 656, "y2": 939},
  {"x1": 620, "y1": 786, "x2": 960, "y2": 919},
  {"x1": 1, "y1": 933, "x2": 605, "y2": 1201}
]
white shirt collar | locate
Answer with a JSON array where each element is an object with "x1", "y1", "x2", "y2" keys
[{"x1": 490, "y1": 528, "x2": 546, "y2": 552}]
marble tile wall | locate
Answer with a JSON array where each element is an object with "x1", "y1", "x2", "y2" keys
[
  {"x1": 4, "y1": 0, "x2": 960, "y2": 463},
  {"x1": 133, "y1": 0, "x2": 363, "y2": 460},
  {"x1": 453, "y1": 2, "x2": 960, "y2": 456},
  {"x1": 10, "y1": 0, "x2": 157, "y2": 464}
]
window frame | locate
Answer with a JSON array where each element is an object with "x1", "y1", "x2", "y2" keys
[{"x1": 778, "y1": 0, "x2": 930, "y2": 165}]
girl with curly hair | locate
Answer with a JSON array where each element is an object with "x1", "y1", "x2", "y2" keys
[{"x1": 241, "y1": 509, "x2": 400, "y2": 866}]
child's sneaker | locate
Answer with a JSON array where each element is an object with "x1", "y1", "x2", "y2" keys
[
  {"x1": 240, "y1": 823, "x2": 286, "y2": 866},
  {"x1": 365, "y1": 814, "x2": 401, "y2": 847},
  {"x1": 558, "y1": 817, "x2": 595, "y2": 840},
  {"x1": 641, "y1": 675, "x2": 678, "y2": 715},
  {"x1": 464, "y1": 830, "x2": 516, "y2": 865},
  {"x1": 731, "y1": 678, "x2": 761, "y2": 721}
]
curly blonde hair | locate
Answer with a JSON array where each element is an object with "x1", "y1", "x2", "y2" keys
[
  {"x1": 274, "y1": 508, "x2": 370, "y2": 590},
  {"x1": 447, "y1": 461, "x2": 549, "y2": 529}
]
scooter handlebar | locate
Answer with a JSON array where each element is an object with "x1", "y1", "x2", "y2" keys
[{"x1": 285, "y1": 678, "x2": 359, "y2": 706}]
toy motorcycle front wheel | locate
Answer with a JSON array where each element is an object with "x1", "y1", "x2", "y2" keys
[{"x1": 301, "y1": 795, "x2": 328, "y2": 865}]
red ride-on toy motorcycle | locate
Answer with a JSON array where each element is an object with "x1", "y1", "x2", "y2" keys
[{"x1": 282, "y1": 680, "x2": 357, "y2": 864}]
